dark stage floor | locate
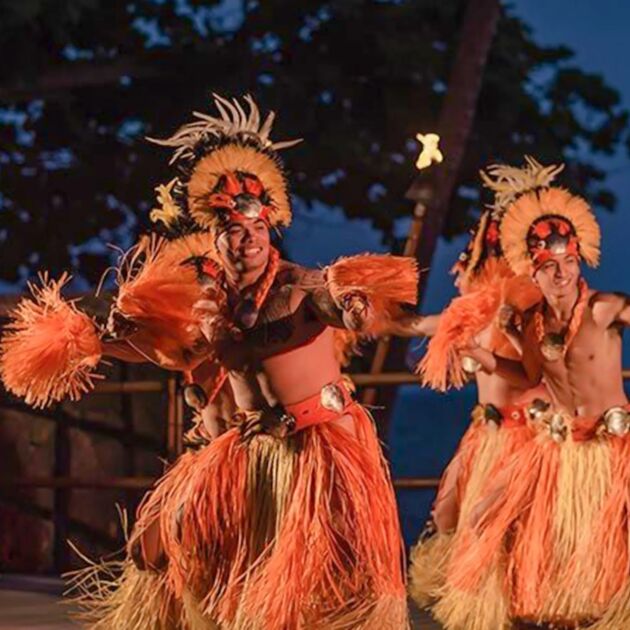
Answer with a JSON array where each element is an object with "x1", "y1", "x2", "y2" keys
[{"x1": 0, "y1": 577, "x2": 441, "y2": 629}]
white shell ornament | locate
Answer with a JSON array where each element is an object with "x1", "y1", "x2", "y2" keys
[
  {"x1": 603, "y1": 407, "x2": 630, "y2": 437},
  {"x1": 320, "y1": 383, "x2": 346, "y2": 414},
  {"x1": 461, "y1": 356, "x2": 481, "y2": 374},
  {"x1": 549, "y1": 413, "x2": 568, "y2": 443},
  {"x1": 540, "y1": 333, "x2": 565, "y2": 362}
]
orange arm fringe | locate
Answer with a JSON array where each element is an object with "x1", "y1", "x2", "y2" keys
[
  {"x1": 0, "y1": 272, "x2": 103, "y2": 408},
  {"x1": 112, "y1": 235, "x2": 222, "y2": 371},
  {"x1": 420, "y1": 287, "x2": 501, "y2": 391},
  {"x1": 326, "y1": 253, "x2": 419, "y2": 336},
  {"x1": 420, "y1": 263, "x2": 541, "y2": 391}
]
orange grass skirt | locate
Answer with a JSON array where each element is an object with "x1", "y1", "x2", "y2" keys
[
  {"x1": 409, "y1": 404, "x2": 534, "y2": 612},
  {"x1": 70, "y1": 403, "x2": 408, "y2": 630},
  {"x1": 436, "y1": 416, "x2": 630, "y2": 629}
]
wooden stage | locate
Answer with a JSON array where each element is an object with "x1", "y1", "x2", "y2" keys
[{"x1": 0, "y1": 577, "x2": 441, "y2": 629}]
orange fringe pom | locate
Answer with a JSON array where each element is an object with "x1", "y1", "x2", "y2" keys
[
  {"x1": 127, "y1": 405, "x2": 408, "y2": 628},
  {"x1": 326, "y1": 253, "x2": 419, "y2": 337},
  {"x1": 0, "y1": 273, "x2": 102, "y2": 408},
  {"x1": 463, "y1": 256, "x2": 514, "y2": 293},
  {"x1": 420, "y1": 260, "x2": 540, "y2": 391},
  {"x1": 113, "y1": 236, "x2": 222, "y2": 371},
  {"x1": 419, "y1": 287, "x2": 501, "y2": 390}
]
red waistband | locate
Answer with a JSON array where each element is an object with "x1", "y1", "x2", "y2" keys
[
  {"x1": 572, "y1": 403, "x2": 630, "y2": 442},
  {"x1": 477, "y1": 402, "x2": 530, "y2": 428},
  {"x1": 497, "y1": 403, "x2": 530, "y2": 428},
  {"x1": 285, "y1": 379, "x2": 355, "y2": 431}
]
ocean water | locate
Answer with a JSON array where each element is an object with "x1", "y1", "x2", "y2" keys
[{"x1": 388, "y1": 384, "x2": 477, "y2": 546}]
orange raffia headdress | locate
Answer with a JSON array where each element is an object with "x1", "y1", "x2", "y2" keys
[
  {"x1": 454, "y1": 157, "x2": 564, "y2": 290},
  {"x1": 489, "y1": 156, "x2": 600, "y2": 275},
  {"x1": 148, "y1": 94, "x2": 301, "y2": 234}
]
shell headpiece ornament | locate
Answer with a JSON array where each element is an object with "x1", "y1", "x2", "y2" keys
[
  {"x1": 482, "y1": 156, "x2": 601, "y2": 275},
  {"x1": 148, "y1": 94, "x2": 302, "y2": 233}
]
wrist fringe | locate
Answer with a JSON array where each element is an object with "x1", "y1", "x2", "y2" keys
[{"x1": 0, "y1": 272, "x2": 102, "y2": 408}]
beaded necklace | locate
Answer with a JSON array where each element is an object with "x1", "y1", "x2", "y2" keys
[{"x1": 534, "y1": 278, "x2": 588, "y2": 361}]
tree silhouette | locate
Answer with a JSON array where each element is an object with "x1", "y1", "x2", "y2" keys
[{"x1": 0, "y1": 0, "x2": 627, "y2": 286}]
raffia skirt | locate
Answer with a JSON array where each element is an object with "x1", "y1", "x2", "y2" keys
[
  {"x1": 408, "y1": 403, "x2": 534, "y2": 610},
  {"x1": 68, "y1": 400, "x2": 408, "y2": 630},
  {"x1": 434, "y1": 406, "x2": 630, "y2": 630}
]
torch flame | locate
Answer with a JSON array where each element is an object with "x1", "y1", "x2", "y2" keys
[{"x1": 415, "y1": 133, "x2": 443, "y2": 170}]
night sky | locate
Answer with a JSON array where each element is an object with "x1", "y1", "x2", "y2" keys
[{"x1": 286, "y1": 0, "x2": 630, "y2": 325}]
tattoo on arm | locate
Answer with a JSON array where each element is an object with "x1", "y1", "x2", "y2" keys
[
  {"x1": 255, "y1": 285, "x2": 295, "y2": 324},
  {"x1": 304, "y1": 289, "x2": 345, "y2": 327},
  {"x1": 275, "y1": 263, "x2": 344, "y2": 327}
]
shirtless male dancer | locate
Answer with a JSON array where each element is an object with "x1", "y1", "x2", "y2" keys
[
  {"x1": 0, "y1": 94, "x2": 436, "y2": 630},
  {"x1": 409, "y1": 162, "x2": 547, "y2": 626},
  {"x1": 451, "y1": 158, "x2": 630, "y2": 629}
]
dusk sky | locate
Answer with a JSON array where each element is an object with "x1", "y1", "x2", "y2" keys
[{"x1": 285, "y1": 0, "x2": 630, "y2": 332}]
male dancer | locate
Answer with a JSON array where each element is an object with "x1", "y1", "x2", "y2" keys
[
  {"x1": 409, "y1": 161, "x2": 547, "y2": 622},
  {"x1": 1, "y1": 95, "x2": 434, "y2": 629},
  {"x1": 445, "y1": 159, "x2": 630, "y2": 629}
]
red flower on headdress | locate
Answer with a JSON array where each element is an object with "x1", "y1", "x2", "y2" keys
[
  {"x1": 556, "y1": 219, "x2": 571, "y2": 235},
  {"x1": 222, "y1": 172, "x2": 242, "y2": 196},
  {"x1": 207, "y1": 193, "x2": 236, "y2": 209},
  {"x1": 533, "y1": 221, "x2": 552, "y2": 239},
  {"x1": 485, "y1": 221, "x2": 500, "y2": 244},
  {"x1": 243, "y1": 175, "x2": 264, "y2": 197},
  {"x1": 205, "y1": 171, "x2": 273, "y2": 225}
]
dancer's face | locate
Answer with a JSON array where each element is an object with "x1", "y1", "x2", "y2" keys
[
  {"x1": 215, "y1": 217, "x2": 271, "y2": 276},
  {"x1": 533, "y1": 253, "x2": 580, "y2": 301}
]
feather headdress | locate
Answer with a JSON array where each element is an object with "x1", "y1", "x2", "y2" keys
[
  {"x1": 486, "y1": 157, "x2": 600, "y2": 275},
  {"x1": 454, "y1": 157, "x2": 567, "y2": 289},
  {"x1": 480, "y1": 156, "x2": 565, "y2": 212},
  {"x1": 148, "y1": 94, "x2": 301, "y2": 232}
]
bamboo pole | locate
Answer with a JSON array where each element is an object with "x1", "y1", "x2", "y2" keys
[
  {"x1": 356, "y1": 370, "x2": 630, "y2": 386},
  {"x1": 0, "y1": 476, "x2": 156, "y2": 489},
  {"x1": 360, "y1": 201, "x2": 428, "y2": 406},
  {"x1": 93, "y1": 380, "x2": 164, "y2": 394},
  {"x1": 0, "y1": 475, "x2": 441, "y2": 490}
]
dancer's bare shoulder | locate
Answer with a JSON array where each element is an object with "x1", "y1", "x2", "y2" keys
[{"x1": 589, "y1": 290, "x2": 630, "y2": 328}]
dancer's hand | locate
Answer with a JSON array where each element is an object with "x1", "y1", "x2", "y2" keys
[
  {"x1": 340, "y1": 291, "x2": 374, "y2": 332},
  {"x1": 458, "y1": 341, "x2": 497, "y2": 374},
  {"x1": 105, "y1": 307, "x2": 138, "y2": 340},
  {"x1": 497, "y1": 304, "x2": 517, "y2": 333},
  {"x1": 239, "y1": 405, "x2": 296, "y2": 441}
]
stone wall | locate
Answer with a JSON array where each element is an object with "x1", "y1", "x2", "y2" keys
[{"x1": 0, "y1": 358, "x2": 171, "y2": 574}]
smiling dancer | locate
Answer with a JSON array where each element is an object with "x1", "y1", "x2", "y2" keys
[
  {"x1": 439, "y1": 157, "x2": 630, "y2": 629},
  {"x1": 0, "y1": 95, "x2": 440, "y2": 630}
]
